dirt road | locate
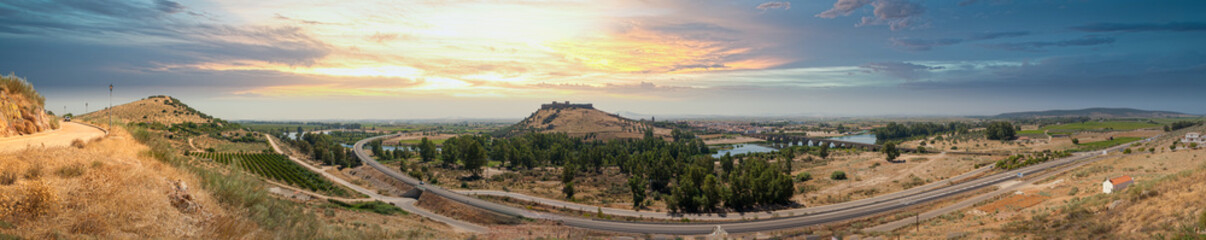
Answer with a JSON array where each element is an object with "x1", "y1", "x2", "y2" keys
[{"x1": 0, "y1": 122, "x2": 107, "y2": 153}]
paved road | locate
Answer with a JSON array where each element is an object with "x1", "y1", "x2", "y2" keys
[
  {"x1": 0, "y1": 121, "x2": 106, "y2": 153},
  {"x1": 458, "y1": 163, "x2": 993, "y2": 221},
  {"x1": 353, "y1": 133, "x2": 1137, "y2": 235},
  {"x1": 265, "y1": 134, "x2": 487, "y2": 233}
]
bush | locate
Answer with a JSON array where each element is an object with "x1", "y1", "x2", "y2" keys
[
  {"x1": 1072, "y1": 138, "x2": 1080, "y2": 145},
  {"x1": 1199, "y1": 209, "x2": 1206, "y2": 229},
  {"x1": 797, "y1": 172, "x2": 812, "y2": 182},
  {"x1": 830, "y1": 171, "x2": 847, "y2": 180},
  {"x1": 55, "y1": 164, "x2": 86, "y2": 178},
  {"x1": 71, "y1": 139, "x2": 86, "y2": 149},
  {"x1": 0, "y1": 170, "x2": 15, "y2": 185},
  {"x1": 1068, "y1": 187, "x2": 1079, "y2": 196}
]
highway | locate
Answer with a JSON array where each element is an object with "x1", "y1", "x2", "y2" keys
[{"x1": 352, "y1": 133, "x2": 1139, "y2": 235}]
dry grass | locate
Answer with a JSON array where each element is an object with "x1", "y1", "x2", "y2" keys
[
  {"x1": 0, "y1": 128, "x2": 244, "y2": 239},
  {"x1": 891, "y1": 126, "x2": 1206, "y2": 239},
  {"x1": 79, "y1": 96, "x2": 210, "y2": 125}
]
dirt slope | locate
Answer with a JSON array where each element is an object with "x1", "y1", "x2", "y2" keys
[{"x1": 0, "y1": 73, "x2": 57, "y2": 137}]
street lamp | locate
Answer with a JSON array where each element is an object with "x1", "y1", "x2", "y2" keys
[{"x1": 109, "y1": 84, "x2": 113, "y2": 130}]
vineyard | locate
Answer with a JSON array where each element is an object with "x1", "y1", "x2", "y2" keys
[{"x1": 189, "y1": 152, "x2": 348, "y2": 196}]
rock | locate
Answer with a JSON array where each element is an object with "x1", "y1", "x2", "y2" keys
[
  {"x1": 168, "y1": 180, "x2": 201, "y2": 214},
  {"x1": 1108, "y1": 200, "x2": 1124, "y2": 210}
]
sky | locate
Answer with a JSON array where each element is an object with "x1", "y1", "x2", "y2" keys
[{"x1": 2, "y1": 0, "x2": 1205, "y2": 120}]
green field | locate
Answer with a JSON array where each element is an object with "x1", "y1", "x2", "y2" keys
[
  {"x1": 190, "y1": 152, "x2": 349, "y2": 196},
  {"x1": 1041, "y1": 121, "x2": 1160, "y2": 131},
  {"x1": 396, "y1": 138, "x2": 447, "y2": 145},
  {"x1": 1017, "y1": 130, "x2": 1047, "y2": 136},
  {"x1": 1070, "y1": 137, "x2": 1143, "y2": 152}
]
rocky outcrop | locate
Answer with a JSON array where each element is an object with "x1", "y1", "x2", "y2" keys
[{"x1": 1, "y1": 74, "x2": 56, "y2": 137}]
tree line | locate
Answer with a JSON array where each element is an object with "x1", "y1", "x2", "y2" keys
[{"x1": 418, "y1": 129, "x2": 797, "y2": 213}]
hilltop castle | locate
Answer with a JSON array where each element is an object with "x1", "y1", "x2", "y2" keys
[{"x1": 541, "y1": 101, "x2": 593, "y2": 110}]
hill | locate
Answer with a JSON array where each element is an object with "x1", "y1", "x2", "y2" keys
[
  {"x1": 80, "y1": 95, "x2": 216, "y2": 126},
  {"x1": 993, "y1": 108, "x2": 1194, "y2": 119},
  {"x1": 500, "y1": 101, "x2": 670, "y2": 140},
  {"x1": 0, "y1": 73, "x2": 58, "y2": 137}
]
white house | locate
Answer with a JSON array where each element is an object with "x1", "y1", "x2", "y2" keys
[
  {"x1": 1184, "y1": 132, "x2": 1205, "y2": 144},
  {"x1": 1102, "y1": 175, "x2": 1133, "y2": 194}
]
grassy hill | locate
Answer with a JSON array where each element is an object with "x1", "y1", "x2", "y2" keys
[
  {"x1": 995, "y1": 108, "x2": 1194, "y2": 119},
  {"x1": 0, "y1": 73, "x2": 58, "y2": 137},
  {"x1": 80, "y1": 95, "x2": 216, "y2": 126},
  {"x1": 499, "y1": 103, "x2": 670, "y2": 141}
]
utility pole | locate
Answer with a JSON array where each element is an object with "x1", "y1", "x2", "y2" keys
[
  {"x1": 109, "y1": 84, "x2": 113, "y2": 130},
  {"x1": 916, "y1": 213, "x2": 920, "y2": 232}
]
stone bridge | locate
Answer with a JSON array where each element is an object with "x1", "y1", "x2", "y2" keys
[{"x1": 749, "y1": 134, "x2": 922, "y2": 153}]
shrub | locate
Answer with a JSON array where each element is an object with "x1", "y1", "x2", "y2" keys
[
  {"x1": 0, "y1": 170, "x2": 16, "y2": 185},
  {"x1": 1068, "y1": 187, "x2": 1079, "y2": 196},
  {"x1": 797, "y1": 172, "x2": 812, "y2": 182},
  {"x1": 1199, "y1": 209, "x2": 1206, "y2": 229},
  {"x1": 1072, "y1": 138, "x2": 1079, "y2": 145},
  {"x1": 23, "y1": 164, "x2": 42, "y2": 180},
  {"x1": 830, "y1": 171, "x2": 847, "y2": 180},
  {"x1": 55, "y1": 164, "x2": 86, "y2": 178},
  {"x1": 71, "y1": 139, "x2": 86, "y2": 149}
]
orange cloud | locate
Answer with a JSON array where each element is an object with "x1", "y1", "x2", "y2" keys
[{"x1": 547, "y1": 25, "x2": 786, "y2": 74}]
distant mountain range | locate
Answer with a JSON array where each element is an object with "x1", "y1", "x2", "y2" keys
[{"x1": 993, "y1": 108, "x2": 1196, "y2": 119}]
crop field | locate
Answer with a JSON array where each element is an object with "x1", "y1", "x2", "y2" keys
[
  {"x1": 1041, "y1": 121, "x2": 1159, "y2": 131},
  {"x1": 190, "y1": 152, "x2": 347, "y2": 195},
  {"x1": 1071, "y1": 137, "x2": 1143, "y2": 152}
]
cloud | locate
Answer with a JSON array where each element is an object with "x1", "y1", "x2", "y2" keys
[
  {"x1": 968, "y1": 31, "x2": 1029, "y2": 40},
  {"x1": 367, "y1": 32, "x2": 414, "y2": 44},
  {"x1": 756, "y1": 1, "x2": 791, "y2": 11},
  {"x1": 817, "y1": 0, "x2": 925, "y2": 31},
  {"x1": 859, "y1": 0, "x2": 925, "y2": 31},
  {"x1": 890, "y1": 37, "x2": 962, "y2": 51},
  {"x1": 153, "y1": 0, "x2": 184, "y2": 13},
  {"x1": 860, "y1": 61, "x2": 943, "y2": 80},
  {"x1": 816, "y1": 0, "x2": 873, "y2": 18},
  {"x1": 1070, "y1": 22, "x2": 1206, "y2": 32},
  {"x1": 889, "y1": 31, "x2": 1027, "y2": 50},
  {"x1": 982, "y1": 36, "x2": 1115, "y2": 52}
]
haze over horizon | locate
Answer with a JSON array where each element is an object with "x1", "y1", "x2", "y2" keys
[{"x1": 3, "y1": 0, "x2": 1205, "y2": 120}]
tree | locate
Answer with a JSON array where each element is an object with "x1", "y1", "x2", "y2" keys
[
  {"x1": 720, "y1": 153, "x2": 734, "y2": 175},
  {"x1": 461, "y1": 138, "x2": 488, "y2": 178},
  {"x1": 418, "y1": 137, "x2": 436, "y2": 162},
  {"x1": 830, "y1": 171, "x2": 847, "y2": 180},
  {"x1": 562, "y1": 182, "x2": 575, "y2": 200},
  {"x1": 818, "y1": 143, "x2": 830, "y2": 159},
  {"x1": 985, "y1": 121, "x2": 1017, "y2": 140},
  {"x1": 883, "y1": 142, "x2": 900, "y2": 162},
  {"x1": 628, "y1": 175, "x2": 646, "y2": 209},
  {"x1": 780, "y1": 147, "x2": 795, "y2": 173},
  {"x1": 1072, "y1": 138, "x2": 1080, "y2": 145},
  {"x1": 700, "y1": 175, "x2": 722, "y2": 211}
]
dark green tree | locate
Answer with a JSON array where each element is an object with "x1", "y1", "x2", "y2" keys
[
  {"x1": 883, "y1": 142, "x2": 900, "y2": 161},
  {"x1": 418, "y1": 137, "x2": 436, "y2": 162},
  {"x1": 628, "y1": 175, "x2": 646, "y2": 209},
  {"x1": 818, "y1": 143, "x2": 830, "y2": 159},
  {"x1": 985, "y1": 121, "x2": 1017, "y2": 140}
]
